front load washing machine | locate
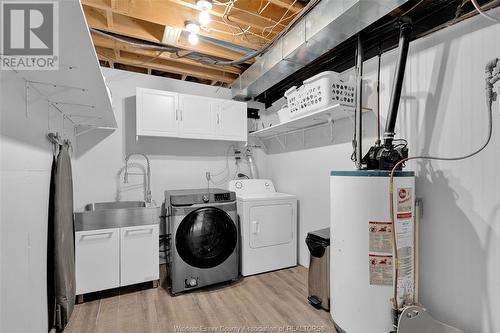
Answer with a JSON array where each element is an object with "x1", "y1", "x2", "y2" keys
[
  {"x1": 228, "y1": 179, "x2": 297, "y2": 276},
  {"x1": 165, "y1": 188, "x2": 239, "y2": 294}
]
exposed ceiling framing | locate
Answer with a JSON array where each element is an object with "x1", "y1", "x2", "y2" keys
[
  {"x1": 83, "y1": 0, "x2": 306, "y2": 86},
  {"x1": 84, "y1": 0, "x2": 499, "y2": 94}
]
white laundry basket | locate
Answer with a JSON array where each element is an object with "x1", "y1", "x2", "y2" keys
[
  {"x1": 277, "y1": 105, "x2": 291, "y2": 123},
  {"x1": 285, "y1": 71, "x2": 355, "y2": 119}
]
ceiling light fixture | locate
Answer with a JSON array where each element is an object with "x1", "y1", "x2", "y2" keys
[
  {"x1": 196, "y1": 0, "x2": 213, "y2": 11},
  {"x1": 188, "y1": 32, "x2": 199, "y2": 45},
  {"x1": 185, "y1": 20, "x2": 200, "y2": 34},
  {"x1": 199, "y1": 11, "x2": 211, "y2": 26}
]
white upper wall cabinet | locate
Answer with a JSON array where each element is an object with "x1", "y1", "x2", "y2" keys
[
  {"x1": 136, "y1": 88, "x2": 179, "y2": 137},
  {"x1": 179, "y1": 94, "x2": 216, "y2": 139},
  {"x1": 136, "y1": 88, "x2": 247, "y2": 142},
  {"x1": 216, "y1": 99, "x2": 248, "y2": 141}
]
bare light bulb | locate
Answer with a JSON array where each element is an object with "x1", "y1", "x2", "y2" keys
[
  {"x1": 196, "y1": 0, "x2": 212, "y2": 11},
  {"x1": 185, "y1": 21, "x2": 200, "y2": 34},
  {"x1": 188, "y1": 32, "x2": 199, "y2": 45},
  {"x1": 199, "y1": 11, "x2": 211, "y2": 26}
]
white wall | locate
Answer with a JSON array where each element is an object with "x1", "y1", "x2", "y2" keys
[
  {"x1": 264, "y1": 12, "x2": 500, "y2": 333},
  {"x1": 74, "y1": 68, "x2": 266, "y2": 210},
  {"x1": 0, "y1": 71, "x2": 76, "y2": 333}
]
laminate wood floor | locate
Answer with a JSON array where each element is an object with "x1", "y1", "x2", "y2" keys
[{"x1": 65, "y1": 265, "x2": 336, "y2": 333}]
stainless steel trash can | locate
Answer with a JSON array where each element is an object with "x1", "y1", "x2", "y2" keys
[{"x1": 306, "y1": 227, "x2": 330, "y2": 311}]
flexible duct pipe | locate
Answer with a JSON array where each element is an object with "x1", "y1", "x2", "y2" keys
[{"x1": 383, "y1": 21, "x2": 412, "y2": 148}]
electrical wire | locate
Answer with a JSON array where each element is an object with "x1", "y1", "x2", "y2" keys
[
  {"x1": 207, "y1": 145, "x2": 241, "y2": 186},
  {"x1": 388, "y1": 58, "x2": 499, "y2": 311},
  {"x1": 262, "y1": 0, "x2": 298, "y2": 38},
  {"x1": 97, "y1": 50, "x2": 165, "y2": 70},
  {"x1": 211, "y1": 0, "x2": 321, "y2": 66},
  {"x1": 90, "y1": 0, "x2": 320, "y2": 67},
  {"x1": 470, "y1": 0, "x2": 500, "y2": 22},
  {"x1": 210, "y1": 144, "x2": 235, "y2": 177},
  {"x1": 400, "y1": 0, "x2": 426, "y2": 17},
  {"x1": 259, "y1": 0, "x2": 270, "y2": 14}
]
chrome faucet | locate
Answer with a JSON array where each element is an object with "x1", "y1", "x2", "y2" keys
[{"x1": 124, "y1": 153, "x2": 152, "y2": 204}]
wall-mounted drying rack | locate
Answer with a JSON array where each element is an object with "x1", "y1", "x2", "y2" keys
[
  {"x1": 18, "y1": 77, "x2": 116, "y2": 139},
  {"x1": 249, "y1": 103, "x2": 371, "y2": 150}
]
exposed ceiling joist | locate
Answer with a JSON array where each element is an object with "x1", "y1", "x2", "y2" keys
[
  {"x1": 83, "y1": 5, "x2": 253, "y2": 63},
  {"x1": 91, "y1": 33, "x2": 242, "y2": 75},
  {"x1": 96, "y1": 47, "x2": 236, "y2": 83},
  {"x1": 165, "y1": 0, "x2": 289, "y2": 31},
  {"x1": 266, "y1": 0, "x2": 303, "y2": 13}
]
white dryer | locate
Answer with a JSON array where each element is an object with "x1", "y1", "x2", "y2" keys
[{"x1": 228, "y1": 179, "x2": 297, "y2": 276}]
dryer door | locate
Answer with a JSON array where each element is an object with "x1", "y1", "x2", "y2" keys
[
  {"x1": 249, "y1": 203, "x2": 293, "y2": 249},
  {"x1": 175, "y1": 207, "x2": 237, "y2": 269}
]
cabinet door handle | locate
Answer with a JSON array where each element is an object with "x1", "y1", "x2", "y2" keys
[
  {"x1": 251, "y1": 221, "x2": 259, "y2": 234},
  {"x1": 80, "y1": 231, "x2": 113, "y2": 240},
  {"x1": 180, "y1": 109, "x2": 183, "y2": 121},
  {"x1": 125, "y1": 228, "x2": 154, "y2": 235},
  {"x1": 175, "y1": 109, "x2": 178, "y2": 121},
  {"x1": 217, "y1": 113, "x2": 220, "y2": 125}
]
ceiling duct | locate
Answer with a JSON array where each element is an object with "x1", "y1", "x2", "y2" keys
[{"x1": 231, "y1": 0, "x2": 409, "y2": 99}]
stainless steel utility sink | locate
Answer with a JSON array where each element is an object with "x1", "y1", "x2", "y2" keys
[
  {"x1": 75, "y1": 201, "x2": 161, "y2": 232},
  {"x1": 84, "y1": 201, "x2": 146, "y2": 211}
]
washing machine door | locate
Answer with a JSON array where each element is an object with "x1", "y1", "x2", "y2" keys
[{"x1": 175, "y1": 207, "x2": 237, "y2": 269}]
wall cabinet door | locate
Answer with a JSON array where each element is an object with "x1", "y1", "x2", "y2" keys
[
  {"x1": 75, "y1": 228, "x2": 120, "y2": 295},
  {"x1": 120, "y1": 224, "x2": 159, "y2": 287},
  {"x1": 179, "y1": 94, "x2": 216, "y2": 138},
  {"x1": 215, "y1": 100, "x2": 247, "y2": 141},
  {"x1": 136, "y1": 88, "x2": 179, "y2": 137}
]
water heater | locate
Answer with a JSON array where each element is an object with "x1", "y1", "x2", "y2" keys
[{"x1": 330, "y1": 170, "x2": 415, "y2": 333}]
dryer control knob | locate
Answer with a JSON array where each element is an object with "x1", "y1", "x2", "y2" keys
[
  {"x1": 189, "y1": 278, "x2": 197, "y2": 287},
  {"x1": 235, "y1": 181, "x2": 243, "y2": 189},
  {"x1": 202, "y1": 194, "x2": 209, "y2": 203}
]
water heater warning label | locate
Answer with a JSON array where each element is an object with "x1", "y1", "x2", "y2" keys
[
  {"x1": 369, "y1": 254, "x2": 392, "y2": 286},
  {"x1": 369, "y1": 221, "x2": 392, "y2": 253},
  {"x1": 397, "y1": 187, "x2": 413, "y2": 219}
]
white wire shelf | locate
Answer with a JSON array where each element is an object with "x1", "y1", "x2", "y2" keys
[
  {"x1": 250, "y1": 103, "x2": 367, "y2": 140},
  {"x1": 249, "y1": 103, "x2": 372, "y2": 150}
]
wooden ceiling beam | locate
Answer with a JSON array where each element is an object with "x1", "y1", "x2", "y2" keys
[
  {"x1": 165, "y1": 0, "x2": 286, "y2": 31},
  {"x1": 96, "y1": 47, "x2": 237, "y2": 83},
  {"x1": 84, "y1": 5, "x2": 253, "y2": 63},
  {"x1": 110, "y1": 0, "x2": 129, "y2": 14},
  {"x1": 91, "y1": 33, "x2": 242, "y2": 75},
  {"x1": 105, "y1": 10, "x2": 113, "y2": 28},
  {"x1": 82, "y1": 0, "x2": 265, "y2": 50},
  {"x1": 266, "y1": 0, "x2": 303, "y2": 13}
]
